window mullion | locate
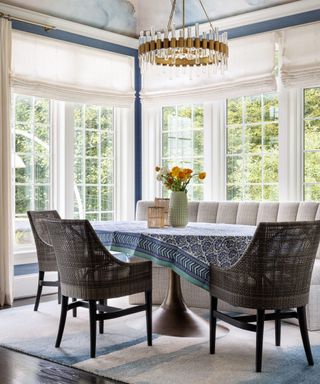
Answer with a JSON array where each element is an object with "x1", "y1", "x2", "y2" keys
[
  {"x1": 261, "y1": 95, "x2": 265, "y2": 200},
  {"x1": 31, "y1": 97, "x2": 35, "y2": 210},
  {"x1": 82, "y1": 105, "x2": 86, "y2": 219},
  {"x1": 241, "y1": 96, "x2": 246, "y2": 200},
  {"x1": 98, "y1": 107, "x2": 102, "y2": 221}
]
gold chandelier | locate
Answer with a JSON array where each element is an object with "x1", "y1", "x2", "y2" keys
[{"x1": 138, "y1": 0, "x2": 229, "y2": 75}]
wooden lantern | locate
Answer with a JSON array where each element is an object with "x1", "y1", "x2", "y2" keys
[
  {"x1": 148, "y1": 206, "x2": 165, "y2": 228},
  {"x1": 155, "y1": 197, "x2": 170, "y2": 226}
]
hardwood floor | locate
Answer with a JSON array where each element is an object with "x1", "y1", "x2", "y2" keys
[
  {"x1": 0, "y1": 295, "x2": 125, "y2": 384},
  {"x1": 0, "y1": 347, "x2": 121, "y2": 384}
]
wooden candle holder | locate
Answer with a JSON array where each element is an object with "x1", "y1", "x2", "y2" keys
[
  {"x1": 155, "y1": 197, "x2": 170, "y2": 226},
  {"x1": 147, "y1": 206, "x2": 165, "y2": 228}
]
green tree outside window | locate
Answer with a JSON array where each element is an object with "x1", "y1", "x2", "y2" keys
[
  {"x1": 226, "y1": 93, "x2": 279, "y2": 201},
  {"x1": 162, "y1": 105, "x2": 204, "y2": 201}
]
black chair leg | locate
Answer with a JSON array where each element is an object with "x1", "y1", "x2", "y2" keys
[
  {"x1": 34, "y1": 271, "x2": 45, "y2": 311},
  {"x1": 72, "y1": 298, "x2": 77, "y2": 317},
  {"x1": 275, "y1": 309, "x2": 281, "y2": 346},
  {"x1": 99, "y1": 299, "x2": 105, "y2": 334},
  {"x1": 297, "y1": 306, "x2": 314, "y2": 366},
  {"x1": 57, "y1": 273, "x2": 61, "y2": 305},
  {"x1": 210, "y1": 296, "x2": 218, "y2": 354},
  {"x1": 256, "y1": 309, "x2": 265, "y2": 373},
  {"x1": 89, "y1": 300, "x2": 97, "y2": 358},
  {"x1": 145, "y1": 290, "x2": 152, "y2": 346},
  {"x1": 55, "y1": 295, "x2": 68, "y2": 347}
]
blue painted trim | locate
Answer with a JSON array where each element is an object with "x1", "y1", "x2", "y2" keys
[
  {"x1": 12, "y1": 21, "x2": 137, "y2": 56},
  {"x1": 14, "y1": 263, "x2": 38, "y2": 276},
  {"x1": 134, "y1": 54, "x2": 142, "y2": 204},
  {"x1": 225, "y1": 9, "x2": 320, "y2": 39}
]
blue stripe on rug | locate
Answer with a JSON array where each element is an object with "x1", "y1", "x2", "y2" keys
[
  {"x1": 94, "y1": 341, "x2": 208, "y2": 378},
  {"x1": 1, "y1": 333, "x2": 159, "y2": 366}
]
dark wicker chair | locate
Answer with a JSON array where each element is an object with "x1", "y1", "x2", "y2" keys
[
  {"x1": 27, "y1": 210, "x2": 61, "y2": 311},
  {"x1": 209, "y1": 221, "x2": 320, "y2": 372},
  {"x1": 45, "y1": 219, "x2": 152, "y2": 358}
]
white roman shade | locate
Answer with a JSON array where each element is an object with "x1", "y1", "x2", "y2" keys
[
  {"x1": 141, "y1": 32, "x2": 276, "y2": 105},
  {"x1": 280, "y1": 22, "x2": 320, "y2": 88},
  {"x1": 11, "y1": 31, "x2": 135, "y2": 106}
]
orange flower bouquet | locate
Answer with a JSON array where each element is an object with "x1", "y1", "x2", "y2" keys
[{"x1": 155, "y1": 165, "x2": 206, "y2": 192}]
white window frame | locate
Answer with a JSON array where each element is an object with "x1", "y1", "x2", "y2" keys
[
  {"x1": 67, "y1": 104, "x2": 116, "y2": 221},
  {"x1": 302, "y1": 85, "x2": 320, "y2": 201},
  {"x1": 160, "y1": 104, "x2": 205, "y2": 201},
  {"x1": 142, "y1": 87, "x2": 309, "y2": 204},
  {"x1": 13, "y1": 97, "x2": 134, "y2": 265},
  {"x1": 13, "y1": 94, "x2": 55, "y2": 262},
  {"x1": 225, "y1": 93, "x2": 280, "y2": 201}
]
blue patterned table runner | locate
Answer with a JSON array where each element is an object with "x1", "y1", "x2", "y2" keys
[{"x1": 92, "y1": 221, "x2": 256, "y2": 291}]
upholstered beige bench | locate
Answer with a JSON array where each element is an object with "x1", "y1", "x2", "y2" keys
[{"x1": 129, "y1": 201, "x2": 320, "y2": 331}]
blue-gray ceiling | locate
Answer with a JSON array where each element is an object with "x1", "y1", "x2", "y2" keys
[{"x1": 1, "y1": 0, "x2": 299, "y2": 37}]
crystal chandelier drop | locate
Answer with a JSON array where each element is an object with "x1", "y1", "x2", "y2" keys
[{"x1": 138, "y1": 0, "x2": 229, "y2": 76}]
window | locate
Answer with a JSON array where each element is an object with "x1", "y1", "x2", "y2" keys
[
  {"x1": 303, "y1": 87, "x2": 320, "y2": 200},
  {"x1": 73, "y1": 104, "x2": 114, "y2": 220},
  {"x1": 161, "y1": 105, "x2": 204, "y2": 200},
  {"x1": 226, "y1": 93, "x2": 279, "y2": 201},
  {"x1": 13, "y1": 94, "x2": 52, "y2": 247},
  {"x1": 13, "y1": 94, "x2": 117, "y2": 253}
]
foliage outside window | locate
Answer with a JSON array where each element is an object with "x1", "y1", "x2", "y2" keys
[
  {"x1": 303, "y1": 87, "x2": 320, "y2": 200},
  {"x1": 226, "y1": 93, "x2": 279, "y2": 201},
  {"x1": 161, "y1": 105, "x2": 204, "y2": 201},
  {"x1": 73, "y1": 104, "x2": 114, "y2": 220},
  {"x1": 13, "y1": 94, "x2": 51, "y2": 247}
]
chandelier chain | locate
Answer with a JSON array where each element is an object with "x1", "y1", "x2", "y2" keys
[
  {"x1": 198, "y1": 0, "x2": 215, "y2": 31},
  {"x1": 182, "y1": 0, "x2": 185, "y2": 37},
  {"x1": 167, "y1": 0, "x2": 177, "y2": 31}
]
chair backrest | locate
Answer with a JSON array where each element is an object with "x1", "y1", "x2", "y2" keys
[
  {"x1": 44, "y1": 219, "x2": 126, "y2": 292},
  {"x1": 27, "y1": 210, "x2": 61, "y2": 271},
  {"x1": 239, "y1": 221, "x2": 320, "y2": 308}
]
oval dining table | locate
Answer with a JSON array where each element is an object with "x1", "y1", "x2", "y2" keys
[{"x1": 92, "y1": 221, "x2": 256, "y2": 337}]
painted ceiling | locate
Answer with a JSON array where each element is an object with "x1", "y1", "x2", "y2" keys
[{"x1": 1, "y1": 0, "x2": 298, "y2": 37}]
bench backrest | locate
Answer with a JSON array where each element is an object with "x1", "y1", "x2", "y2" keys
[{"x1": 136, "y1": 200, "x2": 320, "y2": 257}]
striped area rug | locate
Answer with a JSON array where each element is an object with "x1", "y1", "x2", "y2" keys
[{"x1": 0, "y1": 299, "x2": 319, "y2": 383}]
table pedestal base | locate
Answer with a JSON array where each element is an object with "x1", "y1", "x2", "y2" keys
[
  {"x1": 152, "y1": 306, "x2": 209, "y2": 337},
  {"x1": 152, "y1": 270, "x2": 228, "y2": 338}
]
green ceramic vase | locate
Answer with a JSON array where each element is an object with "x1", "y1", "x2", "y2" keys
[{"x1": 169, "y1": 191, "x2": 188, "y2": 227}]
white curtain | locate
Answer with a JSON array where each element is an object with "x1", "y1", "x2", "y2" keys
[
  {"x1": 141, "y1": 106, "x2": 162, "y2": 200},
  {"x1": 114, "y1": 107, "x2": 135, "y2": 220},
  {"x1": 280, "y1": 22, "x2": 320, "y2": 88},
  {"x1": 278, "y1": 86, "x2": 303, "y2": 201},
  {"x1": 0, "y1": 18, "x2": 13, "y2": 306},
  {"x1": 203, "y1": 101, "x2": 226, "y2": 201},
  {"x1": 141, "y1": 32, "x2": 276, "y2": 105},
  {"x1": 11, "y1": 31, "x2": 135, "y2": 107}
]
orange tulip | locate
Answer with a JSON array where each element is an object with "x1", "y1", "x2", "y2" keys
[
  {"x1": 155, "y1": 166, "x2": 160, "y2": 172},
  {"x1": 171, "y1": 166, "x2": 181, "y2": 178},
  {"x1": 183, "y1": 168, "x2": 193, "y2": 175},
  {"x1": 199, "y1": 172, "x2": 206, "y2": 180},
  {"x1": 178, "y1": 171, "x2": 186, "y2": 179}
]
